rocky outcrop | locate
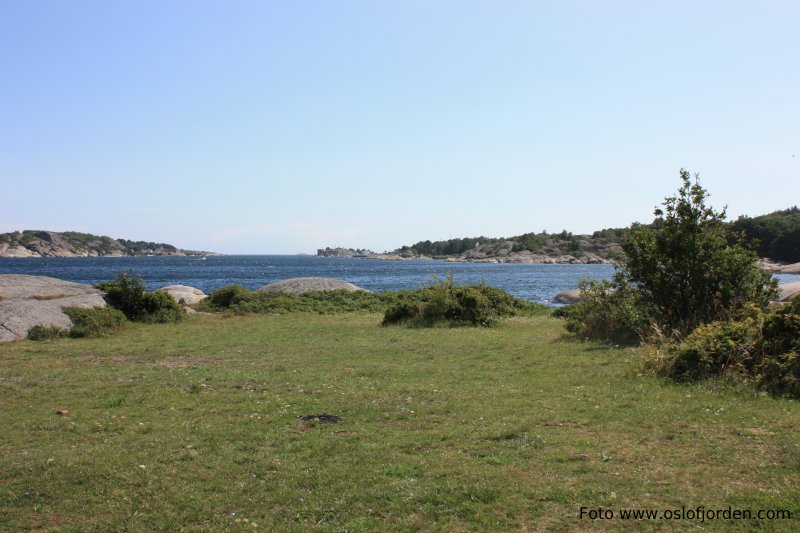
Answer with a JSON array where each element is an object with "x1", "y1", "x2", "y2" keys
[
  {"x1": 156, "y1": 285, "x2": 207, "y2": 305},
  {"x1": 0, "y1": 230, "x2": 218, "y2": 258},
  {"x1": 779, "y1": 281, "x2": 800, "y2": 302},
  {"x1": 777, "y1": 262, "x2": 800, "y2": 275},
  {"x1": 258, "y1": 277, "x2": 367, "y2": 294},
  {"x1": 0, "y1": 275, "x2": 106, "y2": 342}
]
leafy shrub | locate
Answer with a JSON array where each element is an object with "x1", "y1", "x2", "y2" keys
[
  {"x1": 552, "y1": 279, "x2": 647, "y2": 345},
  {"x1": 619, "y1": 170, "x2": 776, "y2": 339},
  {"x1": 63, "y1": 307, "x2": 127, "y2": 337},
  {"x1": 661, "y1": 298, "x2": 800, "y2": 397},
  {"x1": 665, "y1": 306, "x2": 763, "y2": 382},
  {"x1": 139, "y1": 291, "x2": 183, "y2": 323},
  {"x1": 97, "y1": 271, "x2": 182, "y2": 323},
  {"x1": 28, "y1": 325, "x2": 69, "y2": 341},
  {"x1": 558, "y1": 170, "x2": 777, "y2": 345},
  {"x1": 382, "y1": 277, "x2": 546, "y2": 327},
  {"x1": 205, "y1": 284, "x2": 254, "y2": 309},
  {"x1": 382, "y1": 301, "x2": 421, "y2": 324}
]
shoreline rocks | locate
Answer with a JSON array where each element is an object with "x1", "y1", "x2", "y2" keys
[{"x1": 156, "y1": 285, "x2": 207, "y2": 305}]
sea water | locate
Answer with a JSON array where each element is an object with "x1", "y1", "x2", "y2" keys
[{"x1": 0, "y1": 255, "x2": 619, "y2": 304}]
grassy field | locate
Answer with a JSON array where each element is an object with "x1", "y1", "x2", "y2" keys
[{"x1": 0, "y1": 313, "x2": 798, "y2": 531}]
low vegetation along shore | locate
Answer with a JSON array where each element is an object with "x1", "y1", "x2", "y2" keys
[{"x1": 1, "y1": 172, "x2": 799, "y2": 530}]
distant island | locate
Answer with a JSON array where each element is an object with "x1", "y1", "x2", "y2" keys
[
  {"x1": 316, "y1": 247, "x2": 374, "y2": 258},
  {"x1": 318, "y1": 206, "x2": 800, "y2": 265},
  {"x1": 0, "y1": 230, "x2": 219, "y2": 258},
  {"x1": 318, "y1": 230, "x2": 623, "y2": 264}
]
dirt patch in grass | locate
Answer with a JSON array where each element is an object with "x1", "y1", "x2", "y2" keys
[
  {"x1": 298, "y1": 414, "x2": 342, "y2": 423},
  {"x1": 31, "y1": 293, "x2": 70, "y2": 301}
]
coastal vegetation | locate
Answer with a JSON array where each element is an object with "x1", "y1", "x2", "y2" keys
[
  {"x1": 200, "y1": 278, "x2": 547, "y2": 326},
  {"x1": 381, "y1": 276, "x2": 546, "y2": 327},
  {"x1": 97, "y1": 271, "x2": 183, "y2": 324},
  {"x1": 27, "y1": 307, "x2": 127, "y2": 340},
  {"x1": 555, "y1": 171, "x2": 796, "y2": 397}
]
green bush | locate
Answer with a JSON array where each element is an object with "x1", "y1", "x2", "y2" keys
[
  {"x1": 666, "y1": 306, "x2": 763, "y2": 382},
  {"x1": 662, "y1": 298, "x2": 800, "y2": 398},
  {"x1": 382, "y1": 277, "x2": 546, "y2": 327},
  {"x1": 204, "y1": 284, "x2": 254, "y2": 309},
  {"x1": 619, "y1": 170, "x2": 776, "y2": 339},
  {"x1": 63, "y1": 307, "x2": 127, "y2": 337},
  {"x1": 28, "y1": 325, "x2": 69, "y2": 341},
  {"x1": 552, "y1": 279, "x2": 647, "y2": 345},
  {"x1": 97, "y1": 271, "x2": 182, "y2": 323},
  {"x1": 382, "y1": 301, "x2": 421, "y2": 324}
]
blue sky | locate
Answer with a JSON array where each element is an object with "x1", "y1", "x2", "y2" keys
[{"x1": 1, "y1": 0, "x2": 798, "y2": 254}]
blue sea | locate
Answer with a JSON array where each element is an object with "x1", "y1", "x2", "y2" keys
[
  {"x1": 2, "y1": 256, "x2": 795, "y2": 305},
  {"x1": 0, "y1": 256, "x2": 619, "y2": 304}
]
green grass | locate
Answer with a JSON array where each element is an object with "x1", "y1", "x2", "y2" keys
[{"x1": 1, "y1": 314, "x2": 798, "y2": 531}]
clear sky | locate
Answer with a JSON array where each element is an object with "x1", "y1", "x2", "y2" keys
[{"x1": 1, "y1": 0, "x2": 798, "y2": 254}]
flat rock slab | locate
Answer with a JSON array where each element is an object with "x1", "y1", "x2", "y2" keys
[
  {"x1": 156, "y1": 284, "x2": 207, "y2": 305},
  {"x1": 779, "y1": 281, "x2": 800, "y2": 302},
  {"x1": 258, "y1": 277, "x2": 367, "y2": 294},
  {"x1": 0, "y1": 275, "x2": 106, "y2": 342}
]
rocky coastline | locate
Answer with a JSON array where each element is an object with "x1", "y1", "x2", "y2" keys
[{"x1": 0, "y1": 230, "x2": 219, "y2": 258}]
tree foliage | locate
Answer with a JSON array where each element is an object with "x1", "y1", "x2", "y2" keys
[
  {"x1": 617, "y1": 170, "x2": 777, "y2": 338},
  {"x1": 616, "y1": 170, "x2": 777, "y2": 338},
  {"x1": 730, "y1": 206, "x2": 800, "y2": 263}
]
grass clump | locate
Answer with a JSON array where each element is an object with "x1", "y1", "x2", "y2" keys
[
  {"x1": 97, "y1": 271, "x2": 182, "y2": 324},
  {"x1": 383, "y1": 276, "x2": 547, "y2": 327},
  {"x1": 27, "y1": 307, "x2": 127, "y2": 340},
  {"x1": 62, "y1": 307, "x2": 127, "y2": 338},
  {"x1": 27, "y1": 325, "x2": 69, "y2": 341}
]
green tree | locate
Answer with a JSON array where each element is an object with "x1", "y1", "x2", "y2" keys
[{"x1": 618, "y1": 169, "x2": 777, "y2": 338}]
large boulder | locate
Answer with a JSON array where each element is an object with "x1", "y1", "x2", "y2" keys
[
  {"x1": 156, "y1": 285, "x2": 206, "y2": 305},
  {"x1": 779, "y1": 281, "x2": 800, "y2": 302},
  {"x1": 0, "y1": 275, "x2": 106, "y2": 342},
  {"x1": 553, "y1": 289, "x2": 582, "y2": 304},
  {"x1": 258, "y1": 277, "x2": 367, "y2": 294}
]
